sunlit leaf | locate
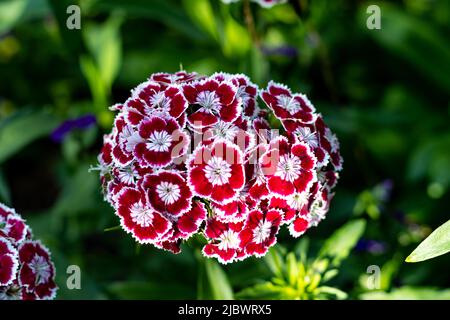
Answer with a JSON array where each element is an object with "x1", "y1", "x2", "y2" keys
[
  {"x1": 315, "y1": 286, "x2": 348, "y2": 300},
  {"x1": 0, "y1": 0, "x2": 27, "y2": 34},
  {"x1": 406, "y1": 219, "x2": 450, "y2": 262},
  {"x1": 236, "y1": 282, "x2": 296, "y2": 300}
]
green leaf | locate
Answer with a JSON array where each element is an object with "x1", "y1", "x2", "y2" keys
[
  {"x1": 182, "y1": 0, "x2": 218, "y2": 41},
  {"x1": 318, "y1": 219, "x2": 366, "y2": 266},
  {"x1": 236, "y1": 282, "x2": 297, "y2": 300},
  {"x1": 83, "y1": 14, "x2": 123, "y2": 90},
  {"x1": 220, "y1": 6, "x2": 251, "y2": 57},
  {"x1": 0, "y1": 111, "x2": 60, "y2": 164},
  {"x1": 0, "y1": 0, "x2": 27, "y2": 34},
  {"x1": 264, "y1": 246, "x2": 285, "y2": 279},
  {"x1": 286, "y1": 252, "x2": 298, "y2": 286},
  {"x1": 249, "y1": 45, "x2": 269, "y2": 86},
  {"x1": 406, "y1": 219, "x2": 450, "y2": 262},
  {"x1": 294, "y1": 237, "x2": 309, "y2": 263},
  {"x1": 322, "y1": 269, "x2": 339, "y2": 282},
  {"x1": 197, "y1": 254, "x2": 233, "y2": 300},
  {"x1": 314, "y1": 286, "x2": 348, "y2": 300}
]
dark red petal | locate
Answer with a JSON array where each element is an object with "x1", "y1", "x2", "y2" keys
[
  {"x1": 293, "y1": 170, "x2": 314, "y2": 193},
  {"x1": 267, "y1": 176, "x2": 295, "y2": 197},
  {"x1": 211, "y1": 184, "x2": 236, "y2": 203},
  {"x1": 189, "y1": 166, "x2": 212, "y2": 197},
  {"x1": 188, "y1": 111, "x2": 218, "y2": 128}
]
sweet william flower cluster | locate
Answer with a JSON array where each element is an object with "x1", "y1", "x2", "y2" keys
[
  {"x1": 0, "y1": 203, "x2": 57, "y2": 300},
  {"x1": 97, "y1": 71, "x2": 342, "y2": 264}
]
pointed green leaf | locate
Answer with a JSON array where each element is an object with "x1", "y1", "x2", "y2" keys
[
  {"x1": 406, "y1": 219, "x2": 450, "y2": 262},
  {"x1": 203, "y1": 258, "x2": 233, "y2": 300},
  {"x1": 318, "y1": 219, "x2": 366, "y2": 266}
]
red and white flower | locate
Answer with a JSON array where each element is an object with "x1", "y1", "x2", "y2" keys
[
  {"x1": 239, "y1": 209, "x2": 282, "y2": 257},
  {"x1": 261, "y1": 81, "x2": 315, "y2": 123},
  {"x1": 0, "y1": 238, "x2": 18, "y2": 286},
  {"x1": 203, "y1": 218, "x2": 245, "y2": 264},
  {"x1": 176, "y1": 201, "x2": 207, "y2": 239},
  {"x1": 18, "y1": 241, "x2": 57, "y2": 300},
  {"x1": 262, "y1": 137, "x2": 317, "y2": 198},
  {"x1": 134, "y1": 116, "x2": 190, "y2": 168},
  {"x1": 150, "y1": 71, "x2": 201, "y2": 86},
  {"x1": 188, "y1": 140, "x2": 245, "y2": 204},
  {"x1": 0, "y1": 203, "x2": 58, "y2": 300},
  {"x1": 183, "y1": 78, "x2": 241, "y2": 129},
  {"x1": 0, "y1": 215, "x2": 28, "y2": 244},
  {"x1": 126, "y1": 82, "x2": 188, "y2": 128},
  {"x1": 97, "y1": 71, "x2": 342, "y2": 263},
  {"x1": 141, "y1": 171, "x2": 192, "y2": 217},
  {"x1": 211, "y1": 189, "x2": 256, "y2": 223},
  {"x1": 116, "y1": 187, "x2": 172, "y2": 244}
]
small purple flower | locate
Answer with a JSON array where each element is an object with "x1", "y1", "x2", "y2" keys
[
  {"x1": 51, "y1": 114, "x2": 97, "y2": 143},
  {"x1": 377, "y1": 179, "x2": 393, "y2": 202},
  {"x1": 356, "y1": 239, "x2": 387, "y2": 255},
  {"x1": 261, "y1": 45, "x2": 298, "y2": 58}
]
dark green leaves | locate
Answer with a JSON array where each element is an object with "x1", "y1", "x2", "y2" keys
[{"x1": 0, "y1": 110, "x2": 60, "y2": 164}]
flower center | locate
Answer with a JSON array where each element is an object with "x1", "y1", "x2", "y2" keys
[
  {"x1": 196, "y1": 91, "x2": 221, "y2": 113},
  {"x1": 120, "y1": 125, "x2": 143, "y2": 153},
  {"x1": 146, "y1": 130, "x2": 173, "y2": 152},
  {"x1": 287, "y1": 193, "x2": 307, "y2": 210},
  {"x1": 236, "y1": 86, "x2": 250, "y2": 105},
  {"x1": 150, "y1": 91, "x2": 170, "y2": 110},
  {"x1": 218, "y1": 230, "x2": 240, "y2": 250},
  {"x1": 204, "y1": 156, "x2": 232, "y2": 186},
  {"x1": 130, "y1": 203, "x2": 154, "y2": 227},
  {"x1": 156, "y1": 181, "x2": 181, "y2": 205},
  {"x1": 213, "y1": 121, "x2": 239, "y2": 140},
  {"x1": 125, "y1": 132, "x2": 144, "y2": 153},
  {"x1": 118, "y1": 166, "x2": 140, "y2": 185},
  {"x1": 252, "y1": 220, "x2": 272, "y2": 244},
  {"x1": 276, "y1": 154, "x2": 302, "y2": 182},
  {"x1": 277, "y1": 95, "x2": 301, "y2": 114},
  {"x1": 29, "y1": 254, "x2": 51, "y2": 285},
  {"x1": 294, "y1": 127, "x2": 318, "y2": 148},
  {"x1": 0, "y1": 284, "x2": 22, "y2": 300}
]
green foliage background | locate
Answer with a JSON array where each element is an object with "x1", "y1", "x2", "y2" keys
[{"x1": 0, "y1": 0, "x2": 449, "y2": 299}]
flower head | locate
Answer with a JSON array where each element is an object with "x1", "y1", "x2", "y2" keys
[
  {"x1": 0, "y1": 203, "x2": 57, "y2": 300},
  {"x1": 96, "y1": 71, "x2": 342, "y2": 264}
]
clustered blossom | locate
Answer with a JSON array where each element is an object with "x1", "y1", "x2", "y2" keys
[
  {"x1": 0, "y1": 203, "x2": 57, "y2": 300},
  {"x1": 96, "y1": 71, "x2": 342, "y2": 264},
  {"x1": 221, "y1": 0, "x2": 286, "y2": 8}
]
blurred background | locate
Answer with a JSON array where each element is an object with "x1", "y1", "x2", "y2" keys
[{"x1": 0, "y1": 0, "x2": 449, "y2": 299}]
